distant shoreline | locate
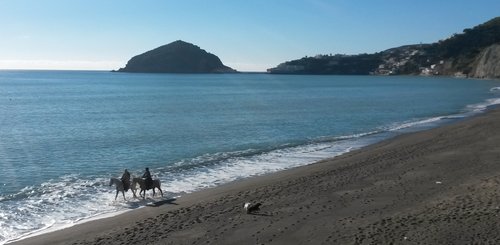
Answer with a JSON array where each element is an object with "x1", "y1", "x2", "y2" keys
[{"x1": 0, "y1": 69, "x2": 497, "y2": 80}]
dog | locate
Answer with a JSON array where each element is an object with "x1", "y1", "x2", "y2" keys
[{"x1": 244, "y1": 202, "x2": 262, "y2": 214}]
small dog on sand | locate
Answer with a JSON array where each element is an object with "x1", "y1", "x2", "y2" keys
[{"x1": 244, "y1": 202, "x2": 262, "y2": 214}]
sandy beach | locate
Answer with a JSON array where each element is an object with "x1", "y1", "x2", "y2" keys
[{"x1": 10, "y1": 107, "x2": 500, "y2": 245}]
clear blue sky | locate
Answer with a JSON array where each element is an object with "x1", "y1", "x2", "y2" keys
[{"x1": 0, "y1": 0, "x2": 498, "y2": 71}]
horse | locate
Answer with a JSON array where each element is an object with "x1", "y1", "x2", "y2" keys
[
  {"x1": 109, "y1": 177, "x2": 127, "y2": 200},
  {"x1": 131, "y1": 177, "x2": 163, "y2": 198}
]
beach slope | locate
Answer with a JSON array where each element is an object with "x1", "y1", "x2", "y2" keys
[{"x1": 11, "y1": 108, "x2": 500, "y2": 244}]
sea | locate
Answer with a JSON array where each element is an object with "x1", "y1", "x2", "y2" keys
[{"x1": 0, "y1": 71, "x2": 499, "y2": 243}]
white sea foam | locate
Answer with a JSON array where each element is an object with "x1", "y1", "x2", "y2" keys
[
  {"x1": 385, "y1": 88, "x2": 500, "y2": 133},
  {"x1": 0, "y1": 175, "x2": 163, "y2": 244},
  {"x1": 386, "y1": 116, "x2": 444, "y2": 132},
  {"x1": 465, "y1": 97, "x2": 500, "y2": 112},
  {"x1": 160, "y1": 142, "x2": 355, "y2": 194}
]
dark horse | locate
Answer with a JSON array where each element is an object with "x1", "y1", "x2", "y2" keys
[{"x1": 131, "y1": 177, "x2": 163, "y2": 198}]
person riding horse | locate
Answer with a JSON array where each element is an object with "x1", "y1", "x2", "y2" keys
[
  {"x1": 142, "y1": 167, "x2": 153, "y2": 190},
  {"x1": 121, "y1": 169, "x2": 131, "y2": 191}
]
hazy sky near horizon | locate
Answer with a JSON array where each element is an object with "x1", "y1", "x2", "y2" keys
[{"x1": 0, "y1": 0, "x2": 499, "y2": 71}]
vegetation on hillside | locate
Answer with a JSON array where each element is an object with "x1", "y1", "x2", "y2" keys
[{"x1": 268, "y1": 17, "x2": 500, "y2": 76}]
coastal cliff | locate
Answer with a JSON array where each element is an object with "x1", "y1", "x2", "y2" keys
[
  {"x1": 470, "y1": 44, "x2": 500, "y2": 79},
  {"x1": 117, "y1": 40, "x2": 236, "y2": 73},
  {"x1": 268, "y1": 17, "x2": 500, "y2": 78}
]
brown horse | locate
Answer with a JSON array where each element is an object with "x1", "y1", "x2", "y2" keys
[{"x1": 131, "y1": 177, "x2": 163, "y2": 198}]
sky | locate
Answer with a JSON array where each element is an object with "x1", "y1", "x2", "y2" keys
[{"x1": 0, "y1": 0, "x2": 499, "y2": 72}]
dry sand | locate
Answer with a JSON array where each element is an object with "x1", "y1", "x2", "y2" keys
[{"x1": 10, "y1": 108, "x2": 500, "y2": 245}]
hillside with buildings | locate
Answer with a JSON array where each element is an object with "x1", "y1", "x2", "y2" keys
[{"x1": 268, "y1": 17, "x2": 500, "y2": 79}]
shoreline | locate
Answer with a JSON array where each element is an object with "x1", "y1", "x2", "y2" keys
[
  {"x1": 10, "y1": 107, "x2": 500, "y2": 244},
  {"x1": 2, "y1": 109, "x2": 462, "y2": 244}
]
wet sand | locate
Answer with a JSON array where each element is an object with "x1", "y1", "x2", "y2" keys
[{"x1": 10, "y1": 108, "x2": 500, "y2": 244}]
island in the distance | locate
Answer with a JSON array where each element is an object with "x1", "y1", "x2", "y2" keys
[{"x1": 116, "y1": 40, "x2": 237, "y2": 73}]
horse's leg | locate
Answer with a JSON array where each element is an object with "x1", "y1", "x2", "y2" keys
[
  {"x1": 122, "y1": 191, "x2": 126, "y2": 201},
  {"x1": 115, "y1": 190, "x2": 119, "y2": 200},
  {"x1": 154, "y1": 187, "x2": 163, "y2": 197},
  {"x1": 131, "y1": 182, "x2": 137, "y2": 198},
  {"x1": 152, "y1": 188, "x2": 156, "y2": 197}
]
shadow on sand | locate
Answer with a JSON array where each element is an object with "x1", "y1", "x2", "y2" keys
[
  {"x1": 146, "y1": 198, "x2": 178, "y2": 207},
  {"x1": 249, "y1": 212, "x2": 273, "y2": 217}
]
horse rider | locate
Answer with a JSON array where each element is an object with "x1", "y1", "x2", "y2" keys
[
  {"x1": 142, "y1": 167, "x2": 153, "y2": 190},
  {"x1": 121, "y1": 169, "x2": 131, "y2": 191}
]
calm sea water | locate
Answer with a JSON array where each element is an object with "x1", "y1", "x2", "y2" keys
[{"x1": 0, "y1": 71, "x2": 499, "y2": 243}]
